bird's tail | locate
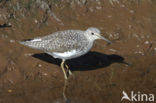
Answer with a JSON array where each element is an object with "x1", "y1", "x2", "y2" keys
[{"x1": 19, "y1": 38, "x2": 44, "y2": 49}]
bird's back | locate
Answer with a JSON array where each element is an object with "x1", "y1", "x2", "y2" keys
[{"x1": 20, "y1": 30, "x2": 92, "y2": 54}]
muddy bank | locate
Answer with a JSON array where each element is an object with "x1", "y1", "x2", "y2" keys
[{"x1": 0, "y1": 0, "x2": 156, "y2": 103}]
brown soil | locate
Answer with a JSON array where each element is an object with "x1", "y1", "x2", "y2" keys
[{"x1": 0, "y1": 0, "x2": 156, "y2": 103}]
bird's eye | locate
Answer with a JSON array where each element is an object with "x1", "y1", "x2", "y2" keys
[{"x1": 91, "y1": 32, "x2": 94, "y2": 35}]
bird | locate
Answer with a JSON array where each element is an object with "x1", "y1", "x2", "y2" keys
[{"x1": 20, "y1": 27, "x2": 111, "y2": 79}]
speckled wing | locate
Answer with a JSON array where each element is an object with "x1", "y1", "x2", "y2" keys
[
  {"x1": 42, "y1": 30, "x2": 87, "y2": 53},
  {"x1": 20, "y1": 30, "x2": 89, "y2": 54}
]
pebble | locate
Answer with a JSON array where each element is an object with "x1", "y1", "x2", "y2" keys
[
  {"x1": 135, "y1": 51, "x2": 144, "y2": 55},
  {"x1": 144, "y1": 41, "x2": 149, "y2": 44},
  {"x1": 24, "y1": 53, "x2": 32, "y2": 57},
  {"x1": 1, "y1": 34, "x2": 8, "y2": 38},
  {"x1": 136, "y1": 45, "x2": 140, "y2": 48},
  {"x1": 96, "y1": 6, "x2": 102, "y2": 10},
  {"x1": 89, "y1": 8, "x2": 94, "y2": 12},
  {"x1": 37, "y1": 64, "x2": 42, "y2": 67},
  {"x1": 9, "y1": 40, "x2": 15, "y2": 43},
  {"x1": 109, "y1": 48, "x2": 117, "y2": 52},
  {"x1": 8, "y1": 89, "x2": 13, "y2": 93},
  {"x1": 42, "y1": 73, "x2": 48, "y2": 76},
  {"x1": 120, "y1": 4, "x2": 125, "y2": 8},
  {"x1": 130, "y1": 10, "x2": 134, "y2": 13},
  {"x1": 34, "y1": 19, "x2": 38, "y2": 23}
]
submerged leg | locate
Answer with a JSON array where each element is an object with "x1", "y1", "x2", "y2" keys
[
  {"x1": 61, "y1": 59, "x2": 67, "y2": 79},
  {"x1": 63, "y1": 79, "x2": 68, "y2": 102}
]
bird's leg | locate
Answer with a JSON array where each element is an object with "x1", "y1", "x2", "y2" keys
[
  {"x1": 65, "y1": 63, "x2": 72, "y2": 76},
  {"x1": 61, "y1": 59, "x2": 68, "y2": 79}
]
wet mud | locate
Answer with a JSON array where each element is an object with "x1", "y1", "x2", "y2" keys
[{"x1": 0, "y1": 0, "x2": 156, "y2": 103}]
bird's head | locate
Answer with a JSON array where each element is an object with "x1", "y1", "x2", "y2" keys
[{"x1": 85, "y1": 27, "x2": 112, "y2": 44}]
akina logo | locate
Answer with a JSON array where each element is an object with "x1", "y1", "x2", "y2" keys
[{"x1": 121, "y1": 91, "x2": 155, "y2": 102}]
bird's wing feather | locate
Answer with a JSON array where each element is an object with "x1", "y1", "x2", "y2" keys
[{"x1": 41, "y1": 30, "x2": 86, "y2": 53}]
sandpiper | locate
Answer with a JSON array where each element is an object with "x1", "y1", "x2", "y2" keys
[{"x1": 20, "y1": 27, "x2": 111, "y2": 79}]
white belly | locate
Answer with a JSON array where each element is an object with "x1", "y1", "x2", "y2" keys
[
  {"x1": 52, "y1": 49, "x2": 77, "y2": 59},
  {"x1": 48, "y1": 42, "x2": 94, "y2": 60}
]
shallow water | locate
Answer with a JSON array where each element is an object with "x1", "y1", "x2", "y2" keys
[{"x1": 0, "y1": 0, "x2": 156, "y2": 103}]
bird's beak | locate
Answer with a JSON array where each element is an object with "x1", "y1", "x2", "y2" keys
[{"x1": 99, "y1": 35, "x2": 112, "y2": 44}]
